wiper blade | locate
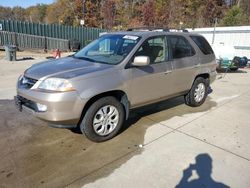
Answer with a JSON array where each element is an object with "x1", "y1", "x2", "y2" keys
[
  {"x1": 73, "y1": 55, "x2": 110, "y2": 64},
  {"x1": 73, "y1": 56, "x2": 96, "y2": 62}
]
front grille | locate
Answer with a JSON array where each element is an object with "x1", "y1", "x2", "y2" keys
[
  {"x1": 16, "y1": 95, "x2": 38, "y2": 112},
  {"x1": 19, "y1": 76, "x2": 38, "y2": 89}
]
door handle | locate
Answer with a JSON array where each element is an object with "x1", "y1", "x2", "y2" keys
[{"x1": 164, "y1": 71, "x2": 172, "y2": 75}]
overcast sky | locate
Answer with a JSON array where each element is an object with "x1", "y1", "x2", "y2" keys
[{"x1": 0, "y1": 0, "x2": 54, "y2": 8}]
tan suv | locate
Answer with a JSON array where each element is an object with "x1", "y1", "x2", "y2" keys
[{"x1": 15, "y1": 28, "x2": 217, "y2": 142}]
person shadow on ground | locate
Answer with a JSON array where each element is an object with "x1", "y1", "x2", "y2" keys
[{"x1": 176, "y1": 153, "x2": 230, "y2": 188}]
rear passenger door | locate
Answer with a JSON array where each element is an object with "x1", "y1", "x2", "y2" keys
[{"x1": 168, "y1": 35, "x2": 197, "y2": 94}]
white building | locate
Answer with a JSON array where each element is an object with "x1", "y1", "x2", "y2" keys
[{"x1": 189, "y1": 26, "x2": 250, "y2": 58}]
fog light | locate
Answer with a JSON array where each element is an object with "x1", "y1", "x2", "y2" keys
[{"x1": 37, "y1": 103, "x2": 47, "y2": 112}]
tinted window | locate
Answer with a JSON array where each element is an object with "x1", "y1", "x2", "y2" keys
[
  {"x1": 191, "y1": 36, "x2": 214, "y2": 55},
  {"x1": 135, "y1": 36, "x2": 167, "y2": 64},
  {"x1": 169, "y1": 36, "x2": 195, "y2": 59}
]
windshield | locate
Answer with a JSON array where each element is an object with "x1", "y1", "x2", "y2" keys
[{"x1": 74, "y1": 34, "x2": 140, "y2": 65}]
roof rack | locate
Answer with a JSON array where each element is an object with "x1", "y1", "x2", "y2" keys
[
  {"x1": 127, "y1": 27, "x2": 189, "y2": 33},
  {"x1": 168, "y1": 28, "x2": 189, "y2": 33},
  {"x1": 127, "y1": 27, "x2": 170, "y2": 32}
]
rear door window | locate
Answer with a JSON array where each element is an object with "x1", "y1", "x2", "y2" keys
[
  {"x1": 190, "y1": 35, "x2": 214, "y2": 55},
  {"x1": 169, "y1": 36, "x2": 195, "y2": 59}
]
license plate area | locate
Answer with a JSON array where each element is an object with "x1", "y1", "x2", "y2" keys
[{"x1": 14, "y1": 96, "x2": 23, "y2": 111}]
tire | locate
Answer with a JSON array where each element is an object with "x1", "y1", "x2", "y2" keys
[
  {"x1": 184, "y1": 77, "x2": 208, "y2": 107},
  {"x1": 80, "y1": 96, "x2": 125, "y2": 142},
  {"x1": 230, "y1": 67, "x2": 238, "y2": 71}
]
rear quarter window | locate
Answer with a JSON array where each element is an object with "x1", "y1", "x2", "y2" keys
[{"x1": 190, "y1": 36, "x2": 214, "y2": 55}]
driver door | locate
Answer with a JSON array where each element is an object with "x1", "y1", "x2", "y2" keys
[{"x1": 128, "y1": 36, "x2": 174, "y2": 107}]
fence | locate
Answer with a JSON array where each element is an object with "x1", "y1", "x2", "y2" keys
[
  {"x1": 0, "y1": 20, "x2": 108, "y2": 47},
  {"x1": 0, "y1": 31, "x2": 70, "y2": 51}
]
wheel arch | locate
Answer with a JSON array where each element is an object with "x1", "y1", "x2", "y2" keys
[
  {"x1": 194, "y1": 73, "x2": 210, "y2": 85},
  {"x1": 78, "y1": 90, "x2": 130, "y2": 126}
]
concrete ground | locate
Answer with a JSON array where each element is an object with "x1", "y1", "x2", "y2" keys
[{"x1": 0, "y1": 51, "x2": 250, "y2": 188}]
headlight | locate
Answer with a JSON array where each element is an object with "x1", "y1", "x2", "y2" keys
[{"x1": 38, "y1": 78, "x2": 75, "y2": 92}]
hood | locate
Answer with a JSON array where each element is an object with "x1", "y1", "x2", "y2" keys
[{"x1": 24, "y1": 57, "x2": 113, "y2": 80}]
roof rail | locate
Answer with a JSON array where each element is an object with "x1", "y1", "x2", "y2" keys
[
  {"x1": 168, "y1": 29, "x2": 189, "y2": 33},
  {"x1": 127, "y1": 27, "x2": 170, "y2": 32},
  {"x1": 127, "y1": 27, "x2": 189, "y2": 33}
]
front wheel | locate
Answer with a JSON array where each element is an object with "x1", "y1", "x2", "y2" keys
[
  {"x1": 80, "y1": 96, "x2": 125, "y2": 142},
  {"x1": 184, "y1": 77, "x2": 208, "y2": 107}
]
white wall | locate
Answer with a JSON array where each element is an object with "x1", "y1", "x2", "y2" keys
[{"x1": 189, "y1": 26, "x2": 250, "y2": 58}]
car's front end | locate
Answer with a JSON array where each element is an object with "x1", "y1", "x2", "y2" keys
[
  {"x1": 15, "y1": 74, "x2": 86, "y2": 128},
  {"x1": 14, "y1": 55, "x2": 116, "y2": 128}
]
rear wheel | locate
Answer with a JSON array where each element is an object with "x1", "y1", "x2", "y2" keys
[
  {"x1": 80, "y1": 96, "x2": 125, "y2": 142},
  {"x1": 184, "y1": 77, "x2": 208, "y2": 107}
]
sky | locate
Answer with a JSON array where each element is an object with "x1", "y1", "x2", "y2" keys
[{"x1": 0, "y1": 0, "x2": 54, "y2": 8}]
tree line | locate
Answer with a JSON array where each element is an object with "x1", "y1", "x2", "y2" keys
[{"x1": 0, "y1": 0, "x2": 249, "y2": 29}]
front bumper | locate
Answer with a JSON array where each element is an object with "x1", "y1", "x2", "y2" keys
[{"x1": 15, "y1": 88, "x2": 86, "y2": 127}]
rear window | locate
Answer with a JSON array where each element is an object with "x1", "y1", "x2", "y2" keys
[{"x1": 191, "y1": 36, "x2": 214, "y2": 55}]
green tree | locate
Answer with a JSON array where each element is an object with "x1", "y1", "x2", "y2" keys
[
  {"x1": 221, "y1": 5, "x2": 248, "y2": 26},
  {"x1": 238, "y1": 0, "x2": 250, "y2": 23},
  {"x1": 26, "y1": 4, "x2": 48, "y2": 23}
]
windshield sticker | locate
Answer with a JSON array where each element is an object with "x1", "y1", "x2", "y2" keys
[{"x1": 123, "y1": 35, "x2": 139, "y2": 40}]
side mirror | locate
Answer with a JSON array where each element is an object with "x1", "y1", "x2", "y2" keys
[{"x1": 132, "y1": 56, "x2": 150, "y2": 67}]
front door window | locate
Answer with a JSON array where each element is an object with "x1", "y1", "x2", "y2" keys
[{"x1": 135, "y1": 36, "x2": 166, "y2": 64}]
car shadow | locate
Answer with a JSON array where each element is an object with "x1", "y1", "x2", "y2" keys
[
  {"x1": 120, "y1": 96, "x2": 217, "y2": 134},
  {"x1": 175, "y1": 153, "x2": 230, "y2": 188},
  {"x1": 217, "y1": 69, "x2": 248, "y2": 74}
]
